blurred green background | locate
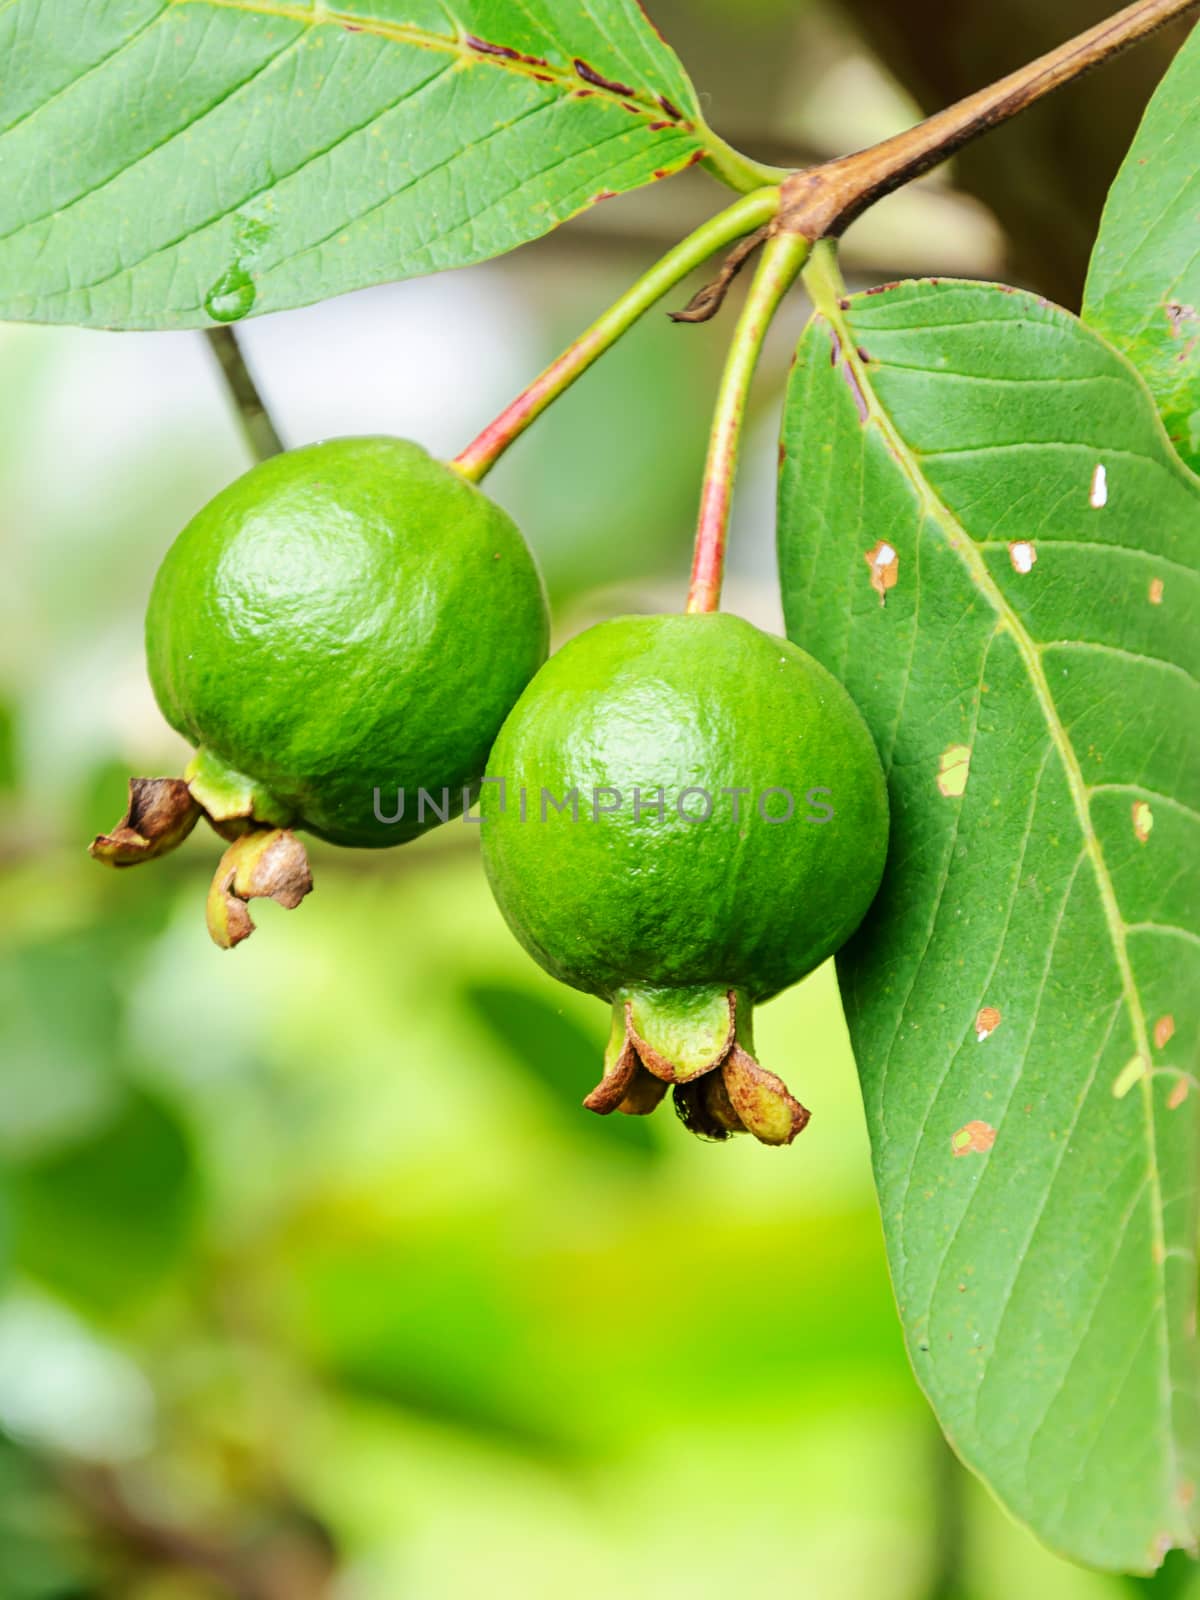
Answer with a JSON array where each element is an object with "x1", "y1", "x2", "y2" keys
[{"x1": 1, "y1": 2, "x2": 1196, "y2": 1595}]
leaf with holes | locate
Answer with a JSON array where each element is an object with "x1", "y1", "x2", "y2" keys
[
  {"x1": 778, "y1": 253, "x2": 1200, "y2": 1573},
  {"x1": 0, "y1": 0, "x2": 748, "y2": 330},
  {"x1": 1083, "y1": 22, "x2": 1200, "y2": 475}
]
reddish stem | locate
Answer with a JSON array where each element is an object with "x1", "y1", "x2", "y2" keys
[
  {"x1": 454, "y1": 326, "x2": 606, "y2": 481},
  {"x1": 685, "y1": 231, "x2": 809, "y2": 614},
  {"x1": 451, "y1": 188, "x2": 780, "y2": 483}
]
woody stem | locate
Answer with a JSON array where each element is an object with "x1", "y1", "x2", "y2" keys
[{"x1": 776, "y1": 0, "x2": 1198, "y2": 240}]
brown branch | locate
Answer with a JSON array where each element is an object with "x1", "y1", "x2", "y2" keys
[
  {"x1": 778, "y1": 0, "x2": 1199, "y2": 241},
  {"x1": 64, "y1": 1464, "x2": 336, "y2": 1600},
  {"x1": 832, "y1": 0, "x2": 1190, "y2": 305}
]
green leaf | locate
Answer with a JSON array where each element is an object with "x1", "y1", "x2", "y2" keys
[
  {"x1": 1083, "y1": 23, "x2": 1200, "y2": 474},
  {"x1": 0, "y1": 936, "x2": 125, "y2": 1158},
  {"x1": 0, "y1": 0, "x2": 746, "y2": 330},
  {"x1": 10, "y1": 1088, "x2": 197, "y2": 1315},
  {"x1": 464, "y1": 979, "x2": 659, "y2": 1156},
  {"x1": 778, "y1": 257, "x2": 1200, "y2": 1573},
  {"x1": 0, "y1": 1435, "x2": 101, "y2": 1599},
  {"x1": 0, "y1": 697, "x2": 16, "y2": 793}
]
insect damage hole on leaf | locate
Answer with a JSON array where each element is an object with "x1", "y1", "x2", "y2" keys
[
  {"x1": 863, "y1": 540, "x2": 899, "y2": 603},
  {"x1": 1166, "y1": 1077, "x2": 1191, "y2": 1111},
  {"x1": 951, "y1": 1120, "x2": 997, "y2": 1157},
  {"x1": 1154, "y1": 1015, "x2": 1176, "y2": 1049},
  {"x1": 974, "y1": 1006, "x2": 1002, "y2": 1042},
  {"x1": 936, "y1": 744, "x2": 971, "y2": 799},
  {"x1": 1008, "y1": 540, "x2": 1037, "y2": 574}
]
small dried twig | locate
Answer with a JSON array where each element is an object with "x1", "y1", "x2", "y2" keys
[
  {"x1": 667, "y1": 224, "x2": 773, "y2": 324},
  {"x1": 63, "y1": 1463, "x2": 336, "y2": 1600}
]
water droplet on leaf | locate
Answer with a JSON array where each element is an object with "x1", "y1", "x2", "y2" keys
[{"x1": 204, "y1": 266, "x2": 256, "y2": 324}]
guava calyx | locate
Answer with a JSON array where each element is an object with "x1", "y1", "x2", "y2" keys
[
  {"x1": 184, "y1": 748, "x2": 294, "y2": 833},
  {"x1": 205, "y1": 827, "x2": 313, "y2": 950},
  {"x1": 91, "y1": 752, "x2": 309, "y2": 949},
  {"x1": 585, "y1": 987, "x2": 810, "y2": 1147},
  {"x1": 89, "y1": 777, "x2": 202, "y2": 866}
]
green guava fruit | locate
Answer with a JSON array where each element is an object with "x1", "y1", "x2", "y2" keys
[
  {"x1": 92, "y1": 436, "x2": 548, "y2": 946},
  {"x1": 479, "y1": 612, "x2": 889, "y2": 1144}
]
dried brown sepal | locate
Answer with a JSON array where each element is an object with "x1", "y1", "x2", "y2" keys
[
  {"x1": 583, "y1": 1033, "x2": 640, "y2": 1114},
  {"x1": 698, "y1": 1067, "x2": 746, "y2": 1135},
  {"x1": 668, "y1": 225, "x2": 772, "y2": 324},
  {"x1": 205, "y1": 828, "x2": 312, "y2": 950},
  {"x1": 89, "y1": 778, "x2": 202, "y2": 867},
  {"x1": 584, "y1": 1035, "x2": 669, "y2": 1117},
  {"x1": 721, "y1": 1044, "x2": 810, "y2": 1146},
  {"x1": 672, "y1": 1074, "x2": 742, "y2": 1142},
  {"x1": 588, "y1": 990, "x2": 808, "y2": 1146},
  {"x1": 207, "y1": 815, "x2": 259, "y2": 844},
  {"x1": 617, "y1": 1064, "x2": 669, "y2": 1117},
  {"x1": 207, "y1": 865, "x2": 255, "y2": 949}
]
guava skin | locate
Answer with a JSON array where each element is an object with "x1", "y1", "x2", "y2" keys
[
  {"x1": 146, "y1": 437, "x2": 549, "y2": 847},
  {"x1": 479, "y1": 612, "x2": 889, "y2": 1144},
  {"x1": 480, "y1": 612, "x2": 889, "y2": 1003}
]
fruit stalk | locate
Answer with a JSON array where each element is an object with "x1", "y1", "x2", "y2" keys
[
  {"x1": 685, "y1": 230, "x2": 810, "y2": 615},
  {"x1": 451, "y1": 187, "x2": 782, "y2": 484},
  {"x1": 205, "y1": 327, "x2": 283, "y2": 461}
]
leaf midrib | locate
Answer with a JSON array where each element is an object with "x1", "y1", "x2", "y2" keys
[
  {"x1": 170, "y1": 0, "x2": 697, "y2": 127},
  {"x1": 805, "y1": 252, "x2": 1182, "y2": 1493}
]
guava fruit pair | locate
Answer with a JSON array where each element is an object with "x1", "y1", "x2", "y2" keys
[{"x1": 96, "y1": 436, "x2": 889, "y2": 1143}]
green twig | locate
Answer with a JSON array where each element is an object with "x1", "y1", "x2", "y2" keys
[
  {"x1": 451, "y1": 186, "x2": 782, "y2": 484},
  {"x1": 205, "y1": 327, "x2": 284, "y2": 462},
  {"x1": 926, "y1": 1426, "x2": 969, "y2": 1600},
  {"x1": 684, "y1": 229, "x2": 809, "y2": 615},
  {"x1": 701, "y1": 131, "x2": 791, "y2": 194}
]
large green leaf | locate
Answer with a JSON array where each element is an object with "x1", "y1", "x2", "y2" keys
[
  {"x1": 778, "y1": 256, "x2": 1200, "y2": 1573},
  {"x1": 0, "y1": 0, "x2": 732, "y2": 329},
  {"x1": 1083, "y1": 23, "x2": 1200, "y2": 474}
]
